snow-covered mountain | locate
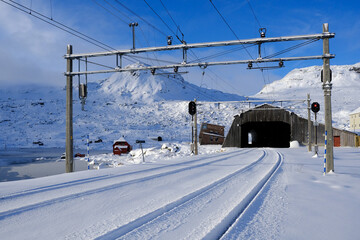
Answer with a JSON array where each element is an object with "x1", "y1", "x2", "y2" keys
[
  {"x1": 101, "y1": 63, "x2": 245, "y2": 103},
  {"x1": 0, "y1": 64, "x2": 246, "y2": 149},
  {"x1": 1, "y1": 62, "x2": 359, "y2": 150},
  {"x1": 254, "y1": 62, "x2": 360, "y2": 129}
]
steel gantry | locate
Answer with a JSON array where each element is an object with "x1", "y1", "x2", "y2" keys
[{"x1": 64, "y1": 23, "x2": 335, "y2": 173}]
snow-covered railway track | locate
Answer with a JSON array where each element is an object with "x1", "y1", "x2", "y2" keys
[
  {"x1": 0, "y1": 149, "x2": 253, "y2": 202},
  {"x1": 0, "y1": 149, "x2": 256, "y2": 218},
  {"x1": 0, "y1": 148, "x2": 282, "y2": 239},
  {"x1": 96, "y1": 149, "x2": 282, "y2": 240},
  {"x1": 218, "y1": 150, "x2": 283, "y2": 240}
]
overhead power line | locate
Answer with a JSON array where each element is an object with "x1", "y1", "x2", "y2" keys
[
  {"x1": 91, "y1": 0, "x2": 129, "y2": 25},
  {"x1": 209, "y1": 0, "x2": 240, "y2": 40},
  {"x1": 102, "y1": 0, "x2": 133, "y2": 22},
  {"x1": 159, "y1": 0, "x2": 184, "y2": 41},
  {"x1": 3, "y1": 0, "x2": 171, "y2": 67},
  {"x1": 264, "y1": 39, "x2": 320, "y2": 59},
  {"x1": 1, "y1": 0, "x2": 116, "y2": 52},
  {"x1": 143, "y1": 0, "x2": 184, "y2": 43},
  {"x1": 246, "y1": 0, "x2": 262, "y2": 28},
  {"x1": 113, "y1": 0, "x2": 168, "y2": 37},
  {"x1": 209, "y1": 0, "x2": 256, "y2": 62}
]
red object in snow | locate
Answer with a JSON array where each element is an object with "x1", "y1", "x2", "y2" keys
[
  {"x1": 113, "y1": 137, "x2": 132, "y2": 155},
  {"x1": 74, "y1": 153, "x2": 85, "y2": 157}
]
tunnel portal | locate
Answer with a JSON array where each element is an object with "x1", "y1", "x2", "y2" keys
[{"x1": 241, "y1": 121, "x2": 291, "y2": 148}]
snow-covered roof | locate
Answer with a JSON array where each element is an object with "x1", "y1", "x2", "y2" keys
[
  {"x1": 114, "y1": 145, "x2": 128, "y2": 149},
  {"x1": 114, "y1": 137, "x2": 127, "y2": 143},
  {"x1": 350, "y1": 107, "x2": 360, "y2": 115}
]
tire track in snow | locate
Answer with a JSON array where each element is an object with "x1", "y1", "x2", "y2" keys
[
  {"x1": 0, "y1": 149, "x2": 257, "y2": 220},
  {"x1": 0, "y1": 149, "x2": 253, "y2": 201},
  {"x1": 95, "y1": 149, "x2": 272, "y2": 240}
]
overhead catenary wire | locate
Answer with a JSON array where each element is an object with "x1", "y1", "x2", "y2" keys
[
  {"x1": 159, "y1": 0, "x2": 184, "y2": 41},
  {"x1": 101, "y1": 0, "x2": 165, "y2": 66},
  {"x1": 140, "y1": 0, "x2": 219, "y2": 95},
  {"x1": 49, "y1": 0, "x2": 53, "y2": 20},
  {"x1": 8, "y1": 0, "x2": 162, "y2": 69},
  {"x1": 2, "y1": 0, "x2": 116, "y2": 52},
  {"x1": 3, "y1": 0, "x2": 169, "y2": 72},
  {"x1": 264, "y1": 39, "x2": 320, "y2": 59},
  {"x1": 91, "y1": 0, "x2": 129, "y2": 25},
  {"x1": 247, "y1": 0, "x2": 262, "y2": 28},
  {"x1": 209, "y1": 0, "x2": 270, "y2": 91},
  {"x1": 128, "y1": 55, "x2": 179, "y2": 64},
  {"x1": 103, "y1": 0, "x2": 133, "y2": 22},
  {"x1": 113, "y1": 0, "x2": 168, "y2": 37},
  {"x1": 143, "y1": 0, "x2": 184, "y2": 43},
  {"x1": 188, "y1": 44, "x2": 257, "y2": 63},
  {"x1": 79, "y1": 58, "x2": 114, "y2": 70},
  {"x1": 144, "y1": 0, "x2": 242, "y2": 97}
]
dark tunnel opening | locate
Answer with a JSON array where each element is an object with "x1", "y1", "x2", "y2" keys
[{"x1": 241, "y1": 121, "x2": 290, "y2": 148}]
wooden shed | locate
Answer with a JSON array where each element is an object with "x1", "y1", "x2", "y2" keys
[
  {"x1": 222, "y1": 104, "x2": 358, "y2": 148},
  {"x1": 199, "y1": 123, "x2": 225, "y2": 145},
  {"x1": 113, "y1": 137, "x2": 132, "y2": 155}
]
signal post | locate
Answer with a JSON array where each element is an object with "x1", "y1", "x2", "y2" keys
[{"x1": 189, "y1": 100, "x2": 198, "y2": 155}]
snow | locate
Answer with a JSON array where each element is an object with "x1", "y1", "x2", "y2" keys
[
  {"x1": 255, "y1": 63, "x2": 360, "y2": 130},
  {"x1": 0, "y1": 64, "x2": 246, "y2": 150},
  {"x1": 0, "y1": 147, "x2": 359, "y2": 239},
  {"x1": 114, "y1": 137, "x2": 127, "y2": 143},
  {"x1": 1, "y1": 62, "x2": 360, "y2": 238},
  {"x1": 1, "y1": 62, "x2": 359, "y2": 151},
  {"x1": 350, "y1": 107, "x2": 360, "y2": 115},
  {"x1": 289, "y1": 141, "x2": 300, "y2": 148}
]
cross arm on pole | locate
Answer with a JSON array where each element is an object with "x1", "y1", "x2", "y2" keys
[
  {"x1": 65, "y1": 54, "x2": 335, "y2": 76},
  {"x1": 64, "y1": 32, "x2": 335, "y2": 60}
]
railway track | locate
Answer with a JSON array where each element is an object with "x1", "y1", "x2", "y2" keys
[
  {"x1": 0, "y1": 148, "x2": 283, "y2": 239},
  {"x1": 97, "y1": 149, "x2": 283, "y2": 240},
  {"x1": 0, "y1": 149, "x2": 256, "y2": 218}
]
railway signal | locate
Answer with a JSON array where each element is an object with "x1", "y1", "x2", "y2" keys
[
  {"x1": 311, "y1": 102, "x2": 320, "y2": 113},
  {"x1": 188, "y1": 101, "x2": 196, "y2": 115},
  {"x1": 311, "y1": 102, "x2": 320, "y2": 155}
]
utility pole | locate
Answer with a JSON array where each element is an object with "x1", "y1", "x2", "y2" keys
[
  {"x1": 322, "y1": 23, "x2": 334, "y2": 173},
  {"x1": 64, "y1": 23, "x2": 334, "y2": 165},
  {"x1": 66, "y1": 45, "x2": 74, "y2": 173},
  {"x1": 307, "y1": 93, "x2": 312, "y2": 152},
  {"x1": 191, "y1": 115, "x2": 194, "y2": 149},
  {"x1": 314, "y1": 111, "x2": 318, "y2": 155}
]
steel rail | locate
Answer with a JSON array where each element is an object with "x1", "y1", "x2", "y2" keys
[{"x1": 65, "y1": 54, "x2": 335, "y2": 76}]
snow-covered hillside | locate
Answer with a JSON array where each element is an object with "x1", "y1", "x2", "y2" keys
[
  {"x1": 0, "y1": 64, "x2": 246, "y2": 150},
  {"x1": 101, "y1": 63, "x2": 244, "y2": 103},
  {"x1": 1, "y1": 62, "x2": 359, "y2": 150},
  {"x1": 254, "y1": 62, "x2": 360, "y2": 129}
]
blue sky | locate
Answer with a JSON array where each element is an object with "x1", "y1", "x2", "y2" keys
[{"x1": 0, "y1": 0, "x2": 359, "y2": 95}]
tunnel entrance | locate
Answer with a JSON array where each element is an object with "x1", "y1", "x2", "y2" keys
[{"x1": 241, "y1": 121, "x2": 290, "y2": 148}]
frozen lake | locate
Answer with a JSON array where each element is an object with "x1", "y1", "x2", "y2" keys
[{"x1": 0, "y1": 148, "x2": 109, "y2": 182}]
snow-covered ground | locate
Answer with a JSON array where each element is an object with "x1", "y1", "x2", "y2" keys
[
  {"x1": 1, "y1": 62, "x2": 359, "y2": 238},
  {"x1": 255, "y1": 62, "x2": 360, "y2": 129},
  {"x1": 1, "y1": 62, "x2": 359, "y2": 151},
  {"x1": 0, "y1": 146, "x2": 359, "y2": 239}
]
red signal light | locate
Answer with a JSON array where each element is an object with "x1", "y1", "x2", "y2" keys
[{"x1": 311, "y1": 102, "x2": 320, "y2": 113}]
